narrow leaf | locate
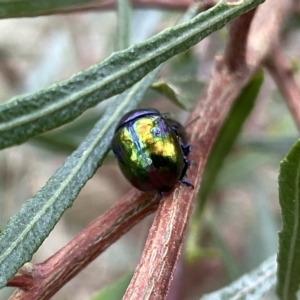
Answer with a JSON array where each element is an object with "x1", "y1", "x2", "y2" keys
[
  {"x1": 0, "y1": 68, "x2": 160, "y2": 289},
  {"x1": 151, "y1": 81, "x2": 192, "y2": 110},
  {"x1": 276, "y1": 139, "x2": 300, "y2": 300},
  {"x1": 197, "y1": 71, "x2": 264, "y2": 214},
  {"x1": 0, "y1": 0, "x2": 265, "y2": 150},
  {"x1": 116, "y1": 0, "x2": 132, "y2": 51},
  {"x1": 201, "y1": 255, "x2": 277, "y2": 300}
]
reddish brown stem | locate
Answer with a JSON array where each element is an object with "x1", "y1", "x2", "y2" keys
[
  {"x1": 6, "y1": 276, "x2": 34, "y2": 291},
  {"x1": 122, "y1": 57, "x2": 248, "y2": 300},
  {"x1": 8, "y1": 190, "x2": 160, "y2": 299},
  {"x1": 224, "y1": 8, "x2": 257, "y2": 73},
  {"x1": 123, "y1": 0, "x2": 293, "y2": 299},
  {"x1": 265, "y1": 48, "x2": 300, "y2": 132}
]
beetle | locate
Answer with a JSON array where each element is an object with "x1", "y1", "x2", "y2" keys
[{"x1": 111, "y1": 108, "x2": 193, "y2": 194}]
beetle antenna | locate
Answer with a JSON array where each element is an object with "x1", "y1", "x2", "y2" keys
[{"x1": 185, "y1": 116, "x2": 200, "y2": 128}]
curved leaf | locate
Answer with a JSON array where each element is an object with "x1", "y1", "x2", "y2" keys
[
  {"x1": 151, "y1": 81, "x2": 193, "y2": 110},
  {"x1": 0, "y1": 0, "x2": 264, "y2": 150},
  {"x1": 276, "y1": 139, "x2": 300, "y2": 300}
]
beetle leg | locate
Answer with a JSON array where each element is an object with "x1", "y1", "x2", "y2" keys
[
  {"x1": 179, "y1": 142, "x2": 193, "y2": 188},
  {"x1": 172, "y1": 126, "x2": 179, "y2": 137},
  {"x1": 180, "y1": 178, "x2": 194, "y2": 188},
  {"x1": 179, "y1": 157, "x2": 194, "y2": 188},
  {"x1": 179, "y1": 142, "x2": 192, "y2": 157}
]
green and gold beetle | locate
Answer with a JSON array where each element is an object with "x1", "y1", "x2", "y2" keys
[{"x1": 111, "y1": 108, "x2": 193, "y2": 195}]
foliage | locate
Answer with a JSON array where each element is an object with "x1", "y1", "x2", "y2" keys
[
  {"x1": 0, "y1": 0, "x2": 299, "y2": 299},
  {"x1": 277, "y1": 139, "x2": 300, "y2": 300}
]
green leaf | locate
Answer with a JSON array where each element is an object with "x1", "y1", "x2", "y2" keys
[
  {"x1": 153, "y1": 78, "x2": 204, "y2": 110},
  {"x1": 197, "y1": 71, "x2": 264, "y2": 214},
  {"x1": 276, "y1": 139, "x2": 300, "y2": 300},
  {"x1": 152, "y1": 81, "x2": 192, "y2": 110},
  {"x1": 90, "y1": 273, "x2": 132, "y2": 300},
  {"x1": 201, "y1": 255, "x2": 277, "y2": 300},
  {"x1": 116, "y1": 0, "x2": 132, "y2": 51},
  {"x1": 0, "y1": 0, "x2": 105, "y2": 18},
  {"x1": 0, "y1": 0, "x2": 265, "y2": 150},
  {"x1": 0, "y1": 68, "x2": 160, "y2": 289}
]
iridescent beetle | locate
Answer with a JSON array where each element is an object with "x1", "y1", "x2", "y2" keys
[{"x1": 111, "y1": 108, "x2": 193, "y2": 194}]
